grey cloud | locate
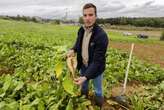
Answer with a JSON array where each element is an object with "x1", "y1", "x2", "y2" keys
[
  {"x1": 143, "y1": 0, "x2": 155, "y2": 7},
  {"x1": 118, "y1": 1, "x2": 164, "y2": 17},
  {"x1": 97, "y1": 2, "x2": 126, "y2": 13}
]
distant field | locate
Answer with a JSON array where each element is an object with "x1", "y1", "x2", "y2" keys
[
  {"x1": 109, "y1": 29, "x2": 162, "y2": 38},
  {"x1": 0, "y1": 19, "x2": 78, "y2": 47},
  {"x1": 106, "y1": 29, "x2": 164, "y2": 44},
  {"x1": 105, "y1": 24, "x2": 163, "y2": 32},
  {"x1": 105, "y1": 27, "x2": 164, "y2": 67}
]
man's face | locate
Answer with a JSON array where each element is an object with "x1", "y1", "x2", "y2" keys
[{"x1": 83, "y1": 7, "x2": 96, "y2": 27}]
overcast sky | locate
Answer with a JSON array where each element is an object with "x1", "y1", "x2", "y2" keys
[{"x1": 0, "y1": 0, "x2": 164, "y2": 19}]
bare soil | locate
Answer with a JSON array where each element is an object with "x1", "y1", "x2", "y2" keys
[{"x1": 110, "y1": 42, "x2": 164, "y2": 68}]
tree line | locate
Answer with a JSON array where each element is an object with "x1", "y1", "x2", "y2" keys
[
  {"x1": 96, "y1": 17, "x2": 164, "y2": 28},
  {"x1": 1, "y1": 15, "x2": 164, "y2": 28}
]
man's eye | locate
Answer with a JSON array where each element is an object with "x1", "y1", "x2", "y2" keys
[
  {"x1": 83, "y1": 14, "x2": 87, "y2": 17},
  {"x1": 89, "y1": 14, "x2": 93, "y2": 16}
]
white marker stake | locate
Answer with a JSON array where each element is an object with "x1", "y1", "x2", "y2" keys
[{"x1": 122, "y1": 43, "x2": 134, "y2": 95}]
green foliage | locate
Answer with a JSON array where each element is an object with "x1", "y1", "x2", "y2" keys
[
  {"x1": 130, "y1": 94, "x2": 144, "y2": 110},
  {"x1": 160, "y1": 31, "x2": 164, "y2": 41},
  {"x1": 0, "y1": 19, "x2": 164, "y2": 109},
  {"x1": 97, "y1": 17, "x2": 164, "y2": 28},
  {"x1": 131, "y1": 81, "x2": 164, "y2": 109},
  {"x1": 78, "y1": 16, "x2": 83, "y2": 24}
]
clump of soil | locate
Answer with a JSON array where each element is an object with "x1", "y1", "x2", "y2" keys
[{"x1": 0, "y1": 67, "x2": 14, "y2": 75}]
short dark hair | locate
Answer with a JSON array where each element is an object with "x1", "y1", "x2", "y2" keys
[{"x1": 83, "y1": 3, "x2": 97, "y2": 16}]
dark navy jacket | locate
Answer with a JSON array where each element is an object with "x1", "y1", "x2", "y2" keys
[{"x1": 72, "y1": 24, "x2": 109, "y2": 80}]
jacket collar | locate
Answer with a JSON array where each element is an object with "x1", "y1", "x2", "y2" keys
[{"x1": 82, "y1": 23, "x2": 98, "y2": 33}]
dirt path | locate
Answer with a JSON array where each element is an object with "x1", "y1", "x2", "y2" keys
[
  {"x1": 110, "y1": 80, "x2": 143, "y2": 97},
  {"x1": 110, "y1": 42, "x2": 164, "y2": 68},
  {"x1": 101, "y1": 81, "x2": 144, "y2": 110}
]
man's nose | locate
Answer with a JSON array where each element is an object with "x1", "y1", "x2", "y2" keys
[{"x1": 86, "y1": 15, "x2": 90, "y2": 20}]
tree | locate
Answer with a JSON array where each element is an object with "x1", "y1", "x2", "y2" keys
[
  {"x1": 78, "y1": 16, "x2": 83, "y2": 24},
  {"x1": 160, "y1": 31, "x2": 164, "y2": 41}
]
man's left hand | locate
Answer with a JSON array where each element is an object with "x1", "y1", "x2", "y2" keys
[{"x1": 74, "y1": 76, "x2": 87, "y2": 85}]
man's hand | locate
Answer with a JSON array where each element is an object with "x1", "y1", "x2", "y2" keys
[
  {"x1": 66, "y1": 49, "x2": 75, "y2": 58},
  {"x1": 74, "y1": 76, "x2": 87, "y2": 85}
]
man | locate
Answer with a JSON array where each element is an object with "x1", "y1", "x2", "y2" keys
[{"x1": 67, "y1": 3, "x2": 109, "y2": 107}]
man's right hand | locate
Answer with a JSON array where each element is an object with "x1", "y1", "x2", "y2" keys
[{"x1": 66, "y1": 49, "x2": 75, "y2": 58}]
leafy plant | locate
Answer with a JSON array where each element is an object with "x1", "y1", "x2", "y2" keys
[{"x1": 160, "y1": 31, "x2": 164, "y2": 41}]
